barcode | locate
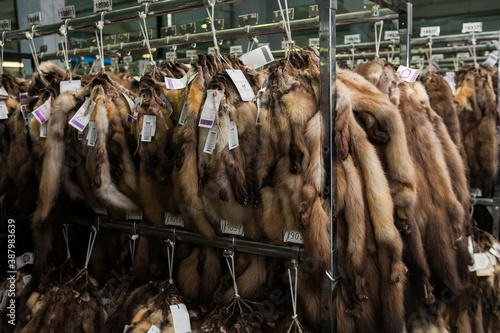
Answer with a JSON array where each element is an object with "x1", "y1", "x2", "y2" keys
[
  {"x1": 142, "y1": 121, "x2": 152, "y2": 141},
  {"x1": 178, "y1": 102, "x2": 188, "y2": 125},
  {"x1": 207, "y1": 132, "x2": 216, "y2": 153}
]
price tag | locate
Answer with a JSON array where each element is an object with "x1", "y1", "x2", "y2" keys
[
  {"x1": 94, "y1": 0, "x2": 112, "y2": 12},
  {"x1": 159, "y1": 94, "x2": 173, "y2": 115},
  {"x1": 169, "y1": 304, "x2": 192, "y2": 333},
  {"x1": 283, "y1": 230, "x2": 303, "y2": 244},
  {"x1": 87, "y1": 121, "x2": 98, "y2": 147},
  {"x1": 178, "y1": 101, "x2": 188, "y2": 125},
  {"x1": 420, "y1": 26, "x2": 440, "y2": 37},
  {"x1": 445, "y1": 72, "x2": 456, "y2": 95},
  {"x1": 384, "y1": 30, "x2": 399, "y2": 40},
  {"x1": 141, "y1": 116, "x2": 155, "y2": 142},
  {"x1": 396, "y1": 66, "x2": 420, "y2": 82},
  {"x1": 186, "y1": 50, "x2": 197, "y2": 58},
  {"x1": 226, "y1": 69, "x2": 255, "y2": 102},
  {"x1": 0, "y1": 19, "x2": 11, "y2": 31},
  {"x1": 344, "y1": 34, "x2": 361, "y2": 44},
  {"x1": 240, "y1": 45, "x2": 274, "y2": 69},
  {"x1": 123, "y1": 55, "x2": 133, "y2": 63},
  {"x1": 462, "y1": 22, "x2": 482, "y2": 33},
  {"x1": 228, "y1": 121, "x2": 239, "y2": 150},
  {"x1": 0, "y1": 101, "x2": 8, "y2": 119},
  {"x1": 308, "y1": 38, "x2": 320, "y2": 47},
  {"x1": 32, "y1": 97, "x2": 52, "y2": 124},
  {"x1": 60, "y1": 80, "x2": 82, "y2": 94},
  {"x1": 165, "y1": 68, "x2": 198, "y2": 90},
  {"x1": 203, "y1": 125, "x2": 219, "y2": 154},
  {"x1": 208, "y1": 47, "x2": 216, "y2": 56},
  {"x1": 230, "y1": 45, "x2": 243, "y2": 55},
  {"x1": 219, "y1": 219, "x2": 244, "y2": 236},
  {"x1": 273, "y1": 8, "x2": 294, "y2": 22},
  {"x1": 0, "y1": 86, "x2": 8, "y2": 99},
  {"x1": 16, "y1": 252, "x2": 34, "y2": 269},
  {"x1": 126, "y1": 211, "x2": 143, "y2": 220},
  {"x1": 490, "y1": 247, "x2": 500, "y2": 260},
  {"x1": 69, "y1": 97, "x2": 96, "y2": 131},
  {"x1": 147, "y1": 325, "x2": 161, "y2": 333},
  {"x1": 58, "y1": 5, "x2": 76, "y2": 20},
  {"x1": 39, "y1": 121, "x2": 48, "y2": 138},
  {"x1": 469, "y1": 253, "x2": 490, "y2": 272},
  {"x1": 27, "y1": 12, "x2": 42, "y2": 26},
  {"x1": 483, "y1": 53, "x2": 499, "y2": 67},
  {"x1": 164, "y1": 212, "x2": 185, "y2": 227},
  {"x1": 199, "y1": 89, "x2": 224, "y2": 128}
]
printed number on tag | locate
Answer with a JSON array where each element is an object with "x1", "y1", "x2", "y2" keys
[
  {"x1": 220, "y1": 219, "x2": 244, "y2": 236},
  {"x1": 283, "y1": 230, "x2": 303, "y2": 244},
  {"x1": 164, "y1": 212, "x2": 184, "y2": 227}
]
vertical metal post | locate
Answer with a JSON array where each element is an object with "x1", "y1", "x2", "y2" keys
[
  {"x1": 398, "y1": 1, "x2": 412, "y2": 66},
  {"x1": 319, "y1": 0, "x2": 337, "y2": 332}
]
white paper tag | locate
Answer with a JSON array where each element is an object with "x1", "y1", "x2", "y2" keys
[
  {"x1": 219, "y1": 219, "x2": 244, "y2": 236},
  {"x1": 490, "y1": 247, "x2": 500, "y2": 260},
  {"x1": 344, "y1": 34, "x2": 361, "y2": 44},
  {"x1": 462, "y1": 22, "x2": 482, "y2": 33},
  {"x1": 69, "y1": 97, "x2": 96, "y2": 131},
  {"x1": 0, "y1": 100, "x2": 8, "y2": 119},
  {"x1": 144, "y1": 115, "x2": 156, "y2": 136},
  {"x1": 469, "y1": 253, "x2": 490, "y2": 272},
  {"x1": 169, "y1": 304, "x2": 192, "y2": 333},
  {"x1": 420, "y1": 26, "x2": 440, "y2": 37},
  {"x1": 457, "y1": 52, "x2": 470, "y2": 59},
  {"x1": 60, "y1": 80, "x2": 82, "y2": 94},
  {"x1": 445, "y1": 72, "x2": 456, "y2": 95},
  {"x1": 58, "y1": 5, "x2": 76, "y2": 20},
  {"x1": 87, "y1": 121, "x2": 98, "y2": 147},
  {"x1": 159, "y1": 93, "x2": 174, "y2": 115},
  {"x1": 123, "y1": 325, "x2": 130, "y2": 333},
  {"x1": 228, "y1": 121, "x2": 239, "y2": 150},
  {"x1": 384, "y1": 30, "x2": 399, "y2": 40},
  {"x1": 428, "y1": 62, "x2": 440, "y2": 73},
  {"x1": 94, "y1": 0, "x2": 112, "y2": 12},
  {"x1": 203, "y1": 125, "x2": 219, "y2": 154},
  {"x1": 178, "y1": 101, "x2": 188, "y2": 125},
  {"x1": 164, "y1": 212, "x2": 185, "y2": 227},
  {"x1": 240, "y1": 45, "x2": 274, "y2": 69},
  {"x1": 283, "y1": 230, "x2": 303, "y2": 244},
  {"x1": 0, "y1": 291, "x2": 7, "y2": 311},
  {"x1": 0, "y1": 86, "x2": 8, "y2": 99},
  {"x1": 396, "y1": 66, "x2": 420, "y2": 82},
  {"x1": 199, "y1": 89, "x2": 224, "y2": 128},
  {"x1": 230, "y1": 45, "x2": 243, "y2": 55},
  {"x1": 493, "y1": 243, "x2": 500, "y2": 257},
  {"x1": 308, "y1": 38, "x2": 320, "y2": 47},
  {"x1": 122, "y1": 93, "x2": 135, "y2": 113},
  {"x1": 147, "y1": 325, "x2": 161, "y2": 333},
  {"x1": 483, "y1": 53, "x2": 499, "y2": 67},
  {"x1": 39, "y1": 121, "x2": 48, "y2": 138},
  {"x1": 165, "y1": 68, "x2": 198, "y2": 90},
  {"x1": 32, "y1": 97, "x2": 52, "y2": 124},
  {"x1": 22, "y1": 274, "x2": 32, "y2": 287},
  {"x1": 16, "y1": 252, "x2": 34, "y2": 269},
  {"x1": 431, "y1": 54, "x2": 444, "y2": 61},
  {"x1": 20, "y1": 105, "x2": 28, "y2": 119},
  {"x1": 141, "y1": 118, "x2": 153, "y2": 142},
  {"x1": 468, "y1": 236, "x2": 474, "y2": 256},
  {"x1": 225, "y1": 69, "x2": 255, "y2": 102},
  {"x1": 126, "y1": 211, "x2": 143, "y2": 220}
]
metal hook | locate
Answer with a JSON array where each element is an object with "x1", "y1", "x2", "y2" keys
[
  {"x1": 101, "y1": 11, "x2": 105, "y2": 23},
  {"x1": 31, "y1": 25, "x2": 36, "y2": 38},
  {"x1": 95, "y1": 215, "x2": 101, "y2": 232},
  {"x1": 1, "y1": 31, "x2": 5, "y2": 45},
  {"x1": 144, "y1": 2, "x2": 151, "y2": 16},
  {"x1": 133, "y1": 222, "x2": 138, "y2": 235}
]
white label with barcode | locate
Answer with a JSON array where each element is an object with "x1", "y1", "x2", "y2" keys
[
  {"x1": 178, "y1": 101, "x2": 188, "y2": 125},
  {"x1": 396, "y1": 65, "x2": 420, "y2": 82},
  {"x1": 344, "y1": 34, "x2": 361, "y2": 44},
  {"x1": 420, "y1": 26, "x2": 440, "y2": 37},
  {"x1": 240, "y1": 45, "x2": 274, "y2": 69},
  {"x1": 199, "y1": 89, "x2": 224, "y2": 128},
  {"x1": 144, "y1": 115, "x2": 156, "y2": 137},
  {"x1": 230, "y1": 45, "x2": 243, "y2": 54},
  {"x1": 203, "y1": 125, "x2": 219, "y2": 154},
  {"x1": 384, "y1": 30, "x2": 399, "y2": 40},
  {"x1": 141, "y1": 120, "x2": 153, "y2": 142},
  {"x1": 164, "y1": 212, "x2": 185, "y2": 227},
  {"x1": 60, "y1": 80, "x2": 81, "y2": 94},
  {"x1": 226, "y1": 69, "x2": 255, "y2": 102},
  {"x1": 462, "y1": 22, "x2": 482, "y2": 33},
  {"x1": 169, "y1": 304, "x2": 192, "y2": 333},
  {"x1": 220, "y1": 219, "x2": 244, "y2": 236},
  {"x1": 283, "y1": 230, "x2": 303, "y2": 244},
  {"x1": 308, "y1": 38, "x2": 320, "y2": 47},
  {"x1": 0, "y1": 100, "x2": 8, "y2": 119},
  {"x1": 228, "y1": 121, "x2": 239, "y2": 150},
  {"x1": 87, "y1": 121, "x2": 98, "y2": 147},
  {"x1": 94, "y1": 0, "x2": 112, "y2": 12},
  {"x1": 39, "y1": 121, "x2": 48, "y2": 138},
  {"x1": 69, "y1": 97, "x2": 95, "y2": 131},
  {"x1": 483, "y1": 53, "x2": 499, "y2": 67},
  {"x1": 32, "y1": 97, "x2": 52, "y2": 124}
]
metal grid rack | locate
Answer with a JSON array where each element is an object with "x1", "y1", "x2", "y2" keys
[{"x1": 0, "y1": 1, "x2": 414, "y2": 331}]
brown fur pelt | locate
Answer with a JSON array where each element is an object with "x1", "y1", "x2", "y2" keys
[{"x1": 454, "y1": 65, "x2": 498, "y2": 198}]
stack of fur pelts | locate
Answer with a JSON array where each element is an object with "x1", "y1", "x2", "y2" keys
[{"x1": 354, "y1": 59, "x2": 473, "y2": 332}]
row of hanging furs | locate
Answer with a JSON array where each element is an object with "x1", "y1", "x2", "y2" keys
[{"x1": 0, "y1": 47, "x2": 499, "y2": 332}]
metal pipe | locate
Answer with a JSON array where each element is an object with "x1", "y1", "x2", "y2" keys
[
  {"x1": 4, "y1": 0, "x2": 242, "y2": 42},
  {"x1": 39, "y1": 9, "x2": 397, "y2": 61},
  {"x1": 474, "y1": 198, "x2": 494, "y2": 206}
]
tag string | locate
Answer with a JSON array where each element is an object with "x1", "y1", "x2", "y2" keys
[
  {"x1": 374, "y1": 21, "x2": 384, "y2": 59},
  {"x1": 59, "y1": 21, "x2": 72, "y2": 81},
  {"x1": 471, "y1": 193, "x2": 477, "y2": 217},
  {"x1": 25, "y1": 31, "x2": 43, "y2": 77},
  {"x1": 84, "y1": 226, "x2": 98, "y2": 269},
  {"x1": 138, "y1": 11, "x2": 155, "y2": 74},
  {"x1": 468, "y1": 35, "x2": 478, "y2": 69},
  {"x1": 205, "y1": 0, "x2": 231, "y2": 68},
  {"x1": 287, "y1": 264, "x2": 304, "y2": 333},
  {"x1": 225, "y1": 251, "x2": 240, "y2": 298},
  {"x1": 94, "y1": 20, "x2": 105, "y2": 70},
  {"x1": 129, "y1": 234, "x2": 139, "y2": 270},
  {"x1": 425, "y1": 38, "x2": 433, "y2": 73},
  {"x1": 62, "y1": 224, "x2": 71, "y2": 259},
  {"x1": 277, "y1": 0, "x2": 293, "y2": 58},
  {"x1": 453, "y1": 55, "x2": 459, "y2": 72},
  {"x1": 0, "y1": 32, "x2": 4, "y2": 76},
  {"x1": 387, "y1": 42, "x2": 395, "y2": 64},
  {"x1": 166, "y1": 238, "x2": 175, "y2": 284},
  {"x1": 349, "y1": 47, "x2": 355, "y2": 70}
]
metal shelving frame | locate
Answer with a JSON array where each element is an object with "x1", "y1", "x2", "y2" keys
[{"x1": 0, "y1": 1, "x2": 413, "y2": 332}]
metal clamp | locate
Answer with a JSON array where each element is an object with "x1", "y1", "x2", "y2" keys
[
  {"x1": 165, "y1": 227, "x2": 177, "y2": 246},
  {"x1": 223, "y1": 235, "x2": 237, "y2": 258}
]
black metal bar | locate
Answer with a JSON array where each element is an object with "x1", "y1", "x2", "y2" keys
[
  {"x1": 370, "y1": 0, "x2": 407, "y2": 13},
  {"x1": 319, "y1": 0, "x2": 337, "y2": 332}
]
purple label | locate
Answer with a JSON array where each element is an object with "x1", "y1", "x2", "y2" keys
[
  {"x1": 70, "y1": 119, "x2": 85, "y2": 130},
  {"x1": 166, "y1": 79, "x2": 174, "y2": 89},
  {"x1": 23, "y1": 254, "x2": 30, "y2": 263},
  {"x1": 127, "y1": 114, "x2": 136, "y2": 124},
  {"x1": 34, "y1": 110, "x2": 46, "y2": 123},
  {"x1": 134, "y1": 103, "x2": 141, "y2": 115},
  {"x1": 200, "y1": 119, "x2": 213, "y2": 126}
]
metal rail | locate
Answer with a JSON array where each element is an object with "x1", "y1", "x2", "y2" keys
[
  {"x1": 3, "y1": 0, "x2": 242, "y2": 42},
  {"x1": 39, "y1": 9, "x2": 398, "y2": 61}
]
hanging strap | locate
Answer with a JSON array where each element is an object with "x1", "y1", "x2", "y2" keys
[
  {"x1": 84, "y1": 226, "x2": 98, "y2": 269},
  {"x1": 387, "y1": 42, "x2": 395, "y2": 64},
  {"x1": 425, "y1": 38, "x2": 433, "y2": 73},
  {"x1": 453, "y1": 55, "x2": 459, "y2": 72},
  {"x1": 0, "y1": 32, "x2": 5, "y2": 76},
  {"x1": 286, "y1": 260, "x2": 303, "y2": 333},
  {"x1": 166, "y1": 231, "x2": 176, "y2": 285},
  {"x1": 205, "y1": 0, "x2": 231, "y2": 67},
  {"x1": 138, "y1": 4, "x2": 155, "y2": 74},
  {"x1": 94, "y1": 15, "x2": 106, "y2": 71},
  {"x1": 374, "y1": 21, "x2": 384, "y2": 59},
  {"x1": 349, "y1": 46, "x2": 355, "y2": 70},
  {"x1": 26, "y1": 29, "x2": 43, "y2": 77},
  {"x1": 277, "y1": 0, "x2": 293, "y2": 57},
  {"x1": 62, "y1": 224, "x2": 71, "y2": 259},
  {"x1": 59, "y1": 20, "x2": 72, "y2": 81},
  {"x1": 468, "y1": 34, "x2": 478, "y2": 69},
  {"x1": 223, "y1": 238, "x2": 240, "y2": 299},
  {"x1": 129, "y1": 233, "x2": 139, "y2": 269}
]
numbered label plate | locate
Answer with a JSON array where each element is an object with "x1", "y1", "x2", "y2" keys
[
  {"x1": 27, "y1": 12, "x2": 42, "y2": 26},
  {"x1": 58, "y1": 5, "x2": 75, "y2": 20},
  {"x1": 165, "y1": 212, "x2": 184, "y2": 227},
  {"x1": 94, "y1": 0, "x2": 112, "y2": 13},
  {"x1": 462, "y1": 22, "x2": 482, "y2": 33},
  {"x1": 420, "y1": 26, "x2": 440, "y2": 37},
  {"x1": 344, "y1": 34, "x2": 361, "y2": 44},
  {"x1": 283, "y1": 230, "x2": 303, "y2": 244},
  {"x1": 0, "y1": 19, "x2": 11, "y2": 31},
  {"x1": 220, "y1": 219, "x2": 244, "y2": 236}
]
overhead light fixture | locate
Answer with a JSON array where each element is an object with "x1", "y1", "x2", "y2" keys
[
  {"x1": 201, "y1": 23, "x2": 207, "y2": 29},
  {"x1": 142, "y1": 54, "x2": 151, "y2": 58},
  {"x1": 3, "y1": 61, "x2": 24, "y2": 68}
]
